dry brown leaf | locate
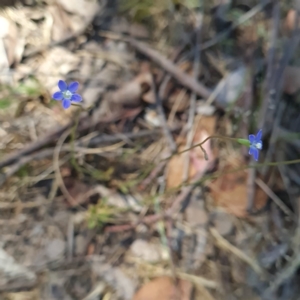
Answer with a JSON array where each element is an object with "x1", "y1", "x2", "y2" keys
[
  {"x1": 132, "y1": 276, "x2": 192, "y2": 300},
  {"x1": 193, "y1": 115, "x2": 216, "y2": 141},
  {"x1": 166, "y1": 124, "x2": 215, "y2": 189},
  {"x1": 111, "y1": 72, "x2": 153, "y2": 107},
  {"x1": 165, "y1": 88, "x2": 190, "y2": 113},
  {"x1": 209, "y1": 159, "x2": 268, "y2": 217},
  {"x1": 63, "y1": 178, "x2": 92, "y2": 207},
  {"x1": 166, "y1": 116, "x2": 216, "y2": 189},
  {"x1": 166, "y1": 145, "x2": 195, "y2": 189}
]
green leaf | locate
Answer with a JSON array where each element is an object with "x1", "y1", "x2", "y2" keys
[{"x1": 237, "y1": 138, "x2": 251, "y2": 146}]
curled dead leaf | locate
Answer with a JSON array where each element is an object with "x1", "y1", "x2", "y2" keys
[{"x1": 132, "y1": 276, "x2": 192, "y2": 300}]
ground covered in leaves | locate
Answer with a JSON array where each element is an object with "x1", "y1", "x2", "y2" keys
[{"x1": 1, "y1": 0, "x2": 300, "y2": 299}]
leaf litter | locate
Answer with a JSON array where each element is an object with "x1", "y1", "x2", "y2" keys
[{"x1": 0, "y1": 1, "x2": 299, "y2": 300}]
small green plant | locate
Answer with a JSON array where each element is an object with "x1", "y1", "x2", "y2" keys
[
  {"x1": 87, "y1": 199, "x2": 123, "y2": 229},
  {"x1": 15, "y1": 77, "x2": 43, "y2": 97}
]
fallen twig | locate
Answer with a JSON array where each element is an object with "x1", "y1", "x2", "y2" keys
[
  {"x1": 262, "y1": 8, "x2": 300, "y2": 174},
  {"x1": 200, "y1": 1, "x2": 270, "y2": 50},
  {"x1": 53, "y1": 129, "x2": 77, "y2": 207},
  {"x1": 128, "y1": 38, "x2": 211, "y2": 100},
  {"x1": 0, "y1": 109, "x2": 150, "y2": 171},
  {"x1": 138, "y1": 161, "x2": 167, "y2": 191},
  {"x1": 210, "y1": 227, "x2": 265, "y2": 277},
  {"x1": 263, "y1": 252, "x2": 300, "y2": 297},
  {"x1": 0, "y1": 128, "x2": 179, "y2": 188},
  {"x1": 0, "y1": 123, "x2": 72, "y2": 170},
  {"x1": 255, "y1": 177, "x2": 294, "y2": 217},
  {"x1": 259, "y1": 0, "x2": 280, "y2": 129}
]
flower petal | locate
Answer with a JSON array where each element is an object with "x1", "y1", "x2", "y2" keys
[
  {"x1": 71, "y1": 94, "x2": 82, "y2": 102},
  {"x1": 68, "y1": 81, "x2": 79, "y2": 93},
  {"x1": 58, "y1": 80, "x2": 67, "y2": 91},
  {"x1": 62, "y1": 99, "x2": 71, "y2": 109},
  {"x1": 249, "y1": 147, "x2": 254, "y2": 155},
  {"x1": 256, "y1": 129, "x2": 262, "y2": 141},
  {"x1": 52, "y1": 91, "x2": 63, "y2": 100},
  {"x1": 248, "y1": 134, "x2": 255, "y2": 144},
  {"x1": 252, "y1": 147, "x2": 259, "y2": 161}
]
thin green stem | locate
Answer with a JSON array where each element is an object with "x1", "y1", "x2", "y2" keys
[
  {"x1": 163, "y1": 135, "x2": 237, "y2": 161},
  {"x1": 70, "y1": 109, "x2": 83, "y2": 175}
]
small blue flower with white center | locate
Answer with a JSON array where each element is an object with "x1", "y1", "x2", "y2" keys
[
  {"x1": 52, "y1": 80, "x2": 82, "y2": 109},
  {"x1": 248, "y1": 129, "x2": 262, "y2": 161}
]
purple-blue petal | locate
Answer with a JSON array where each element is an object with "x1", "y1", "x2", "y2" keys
[
  {"x1": 58, "y1": 80, "x2": 67, "y2": 91},
  {"x1": 252, "y1": 147, "x2": 259, "y2": 161},
  {"x1": 256, "y1": 129, "x2": 262, "y2": 141},
  {"x1": 62, "y1": 99, "x2": 71, "y2": 109},
  {"x1": 68, "y1": 81, "x2": 79, "y2": 93},
  {"x1": 52, "y1": 91, "x2": 63, "y2": 100},
  {"x1": 248, "y1": 134, "x2": 255, "y2": 144},
  {"x1": 71, "y1": 94, "x2": 82, "y2": 102}
]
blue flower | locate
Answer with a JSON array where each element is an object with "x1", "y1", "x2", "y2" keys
[
  {"x1": 248, "y1": 129, "x2": 262, "y2": 161},
  {"x1": 52, "y1": 80, "x2": 82, "y2": 109}
]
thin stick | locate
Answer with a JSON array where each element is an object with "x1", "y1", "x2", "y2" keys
[
  {"x1": 255, "y1": 177, "x2": 294, "y2": 217},
  {"x1": 105, "y1": 157, "x2": 300, "y2": 233},
  {"x1": 128, "y1": 38, "x2": 211, "y2": 100},
  {"x1": 199, "y1": 0, "x2": 270, "y2": 50},
  {"x1": 0, "y1": 127, "x2": 179, "y2": 188},
  {"x1": 263, "y1": 9, "x2": 300, "y2": 174},
  {"x1": 0, "y1": 110, "x2": 146, "y2": 170},
  {"x1": 0, "y1": 123, "x2": 71, "y2": 169},
  {"x1": 210, "y1": 228, "x2": 264, "y2": 276},
  {"x1": 138, "y1": 161, "x2": 167, "y2": 191},
  {"x1": 259, "y1": 0, "x2": 280, "y2": 129},
  {"x1": 164, "y1": 135, "x2": 237, "y2": 161},
  {"x1": 263, "y1": 252, "x2": 300, "y2": 296},
  {"x1": 53, "y1": 129, "x2": 77, "y2": 206},
  {"x1": 106, "y1": 169, "x2": 209, "y2": 234}
]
